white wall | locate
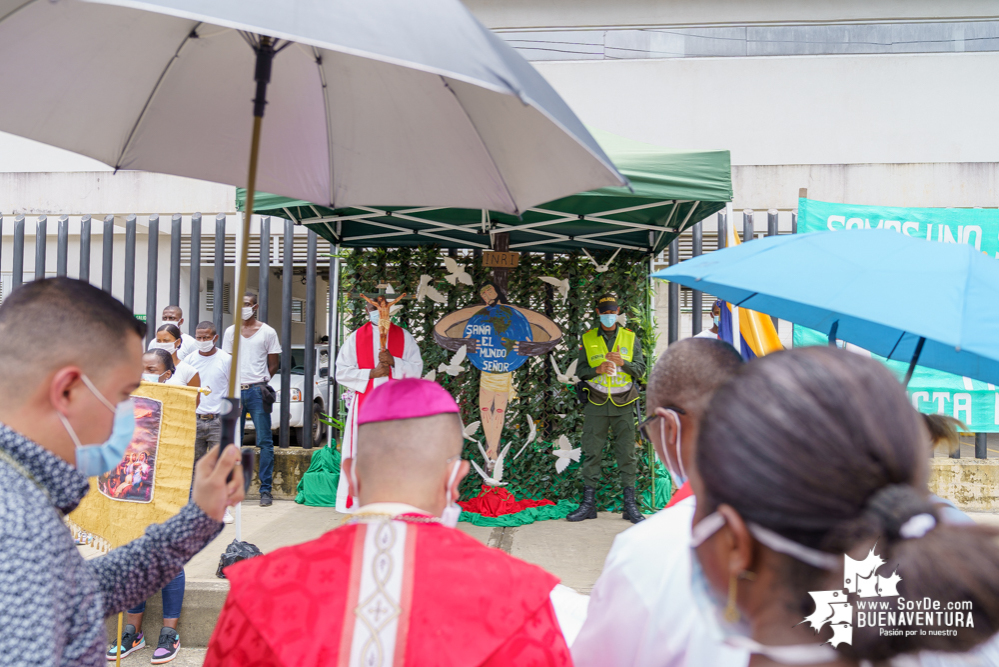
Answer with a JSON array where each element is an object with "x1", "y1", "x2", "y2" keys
[
  {"x1": 464, "y1": 0, "x2": 999, "y2": 30},
  {"x1": 534, "y1": 52, "x2": 999, "y2": 167},
  {"x1": 0, "y1": 171, "x2": 234, "y2": 214}
]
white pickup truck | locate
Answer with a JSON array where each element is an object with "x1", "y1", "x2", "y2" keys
[{"x1": 244, "y1": 345, "x2": 331, "y2": 447}]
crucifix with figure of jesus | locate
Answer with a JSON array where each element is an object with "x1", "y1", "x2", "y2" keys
[{"x1": 350, "y1": 286, "x2": 413, "y2": 350}]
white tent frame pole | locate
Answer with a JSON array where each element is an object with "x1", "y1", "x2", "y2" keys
[{"x1": 277, "y1": 198, "x2": 712, "y2": 253}]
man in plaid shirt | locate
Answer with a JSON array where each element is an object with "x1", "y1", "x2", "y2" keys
[{"x1": 0, "y1": 278, "x2": 245, "y2": 666}]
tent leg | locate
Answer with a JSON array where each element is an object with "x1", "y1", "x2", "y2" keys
[
  {"x1": 328, "y1": 245, "x2": 340, "y2": 446},
  {"x1": 902, "y1": 337, "x2": 926, "y2": 387}
]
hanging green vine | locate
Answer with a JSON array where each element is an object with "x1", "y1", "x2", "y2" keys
[{"x1": 339, "y1": 246, "x2": 666, "y2": 511}]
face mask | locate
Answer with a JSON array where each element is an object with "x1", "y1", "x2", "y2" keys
[
  {"x1": 368, "y1": 310, "x2": 380, "y2": 326},
  {"x1": 713, "y1": 315, "x2": 721, "y2": 327},
  {"x1": 242, "y1": 306, "x2": 254, "y2": 321},
  {"x1": 599, "y1": 313, "x2": 617, "y2": 328},
  {"x1": 441, "y1": 459, "x2": 463, "y2": 528},
  {"x1": 690, "y1": 512, "x2": 843, "y2": 664},
  {"x1": 142, "y1": 372, "x2": 163, "y2": 383},
  {"x1": 658, "y1": 410, "x2": 687, "y2": 486},
  {"x1": 60, "y1": 375, "x2": 136, "y2": 477},
  {"x1": 149, "y1": 341, "x2": 177, "y2": 353},
  {"x1": 196, "y1": 338, "x2": 216, "y2": 353},
  {"x1": 689, "y1": 547, "x2": 751, "y2": 642},
  {"x1": 691, "y1": 548, "x2": 840, "y2": 665}
]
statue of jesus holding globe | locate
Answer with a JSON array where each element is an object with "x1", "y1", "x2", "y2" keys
[{"x1": 434, "y1": 283, "x2": 562, "y2": 466}]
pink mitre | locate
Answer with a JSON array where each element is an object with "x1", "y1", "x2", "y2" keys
[{"x1": 358, "y1": 378, "x2": 460, "y2": 425}]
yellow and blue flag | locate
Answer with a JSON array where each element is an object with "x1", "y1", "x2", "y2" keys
[{"x1": 717, "y1": 222, "x2": 783, "y2": 360}]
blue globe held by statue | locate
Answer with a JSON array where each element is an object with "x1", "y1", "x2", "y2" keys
[{"x1": 464, "y1": 304, "x2": 533, "y2": 373}]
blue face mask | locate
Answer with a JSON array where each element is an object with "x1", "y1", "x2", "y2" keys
[
  {"x1": 59, "y1": 375, "x2": 137, "y2": 477},
  {"x1": 599, "y1": 313, "x2": 618, "y2": 328}
]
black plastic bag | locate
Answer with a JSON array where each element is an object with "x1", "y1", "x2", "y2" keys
[{"x1": 216, "y1": 539, "x2": 263, "y2": 578}]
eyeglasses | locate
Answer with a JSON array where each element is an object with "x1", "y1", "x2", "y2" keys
[{"x1": 638, "y1": 405, "x2": 686, "y2": 443}]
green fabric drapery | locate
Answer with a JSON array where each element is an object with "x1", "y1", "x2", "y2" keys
[{"x1": 238, "y1": 129, "x2": 731, "y2": 254}]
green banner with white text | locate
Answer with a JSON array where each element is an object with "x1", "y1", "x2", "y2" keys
[{"x1": 794, "y1": 198, "x2": 999, "y2": 432}]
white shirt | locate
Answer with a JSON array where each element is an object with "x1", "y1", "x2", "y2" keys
[
  {"x1": 222, "y1": 323, "x2": 281, "y2": 385},
  {"x1": 184, "y1": 349, "x2": 232, "y2": 415},
  {"x1": 149, "y1": 332, "x2": 198, "y2": 361},
  {"x1": 693, "y1": 329, "x2": 719, "y2": 339},
  {"x1": 166, "y1": 359, "x2": 199, "y2": 387},
  {"x1": 572, "y1": 496, "x2": 749, "y2": 667}
]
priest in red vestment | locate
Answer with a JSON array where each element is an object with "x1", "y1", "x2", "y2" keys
[
  {"x1": 204, "y1": 379, "x2": 571, "y2": 667},
  {"x1": 334, "y1": 298, "x2": 423, "y2": 511}
]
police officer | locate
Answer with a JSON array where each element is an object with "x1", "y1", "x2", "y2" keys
[{"x1": 567, "y1": 294, "x2": 646, "y2": 523}]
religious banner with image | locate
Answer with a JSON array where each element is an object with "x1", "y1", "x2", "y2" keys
[
  {"x1": 97, "y1": 396, "x2": 162, "y2": 503},
  {"x1": 68, "y1": 382, "x2": 199, "y2": 550}
]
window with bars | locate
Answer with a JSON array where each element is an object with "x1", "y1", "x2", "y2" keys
[
  {"x1": 206, "y1": 280, "x2": 231, "y2": 314},
  {"x1": 291, "y1": 299, "x2": 304, "y2": 323}
]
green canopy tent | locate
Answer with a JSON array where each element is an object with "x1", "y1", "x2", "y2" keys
[{"x1": 238, "y1": 129, "x2": 731, "y2": 254}]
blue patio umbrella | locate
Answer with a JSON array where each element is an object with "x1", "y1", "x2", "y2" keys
[{"x1": 652, "y1": 229, "x2": 999, "y2": 386}]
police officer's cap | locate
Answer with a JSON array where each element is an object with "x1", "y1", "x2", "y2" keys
[{"x1": 596, "y1": 294, "x2": 619, "y2": 312}]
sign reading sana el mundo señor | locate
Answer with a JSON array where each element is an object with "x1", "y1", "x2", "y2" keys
[{"x1": 463, "y1": 303, "x2": 533, "y2": 373}]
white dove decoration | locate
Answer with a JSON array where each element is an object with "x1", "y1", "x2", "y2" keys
[
  {"x1": 582, "y1": 248, "x2": 622, "y2": 273},
  {"x1": 539, "y1": 276, "x2": 569, "y2": 301},
  {"x1": 422, "y1": 369, "x2": 437, "y2": 382},
  {"x1": 375, "y1": 282, "x2": 397, "y2": 294},
  {"x1": 470, "y1": 442, "x2": 512, "y2": 486},
  {"x1": 416, "y1": 274, "x2": 447, "y2": 304},
  {"x1": 462, "y1": 420, "x2": 492, "y2": 468},
  {"x1": 462, "y1": 420, "x2": 481, "y2": 440},
  {"x1": 514, "y1": 415, "x2": 537, "y2": 460},
  {"x1": 552, "y1": 435, "x2": 582, "y2": 473},
  {"x1": 551, "y1": 356, "x2": 580, "y2": 384},
  {"x1": 443, "y1": 256, "x2": 473, "y2": 286},
  {"x1": 617, "y1": 313, "x2": 628, "y2": 327},
  {"x1": 438, "y1": 345, "x2": 468, "y2": 377}
]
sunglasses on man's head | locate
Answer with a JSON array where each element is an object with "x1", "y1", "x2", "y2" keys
[{"x1": 638, "y1": 406, "x2": 686, "y2": 444}]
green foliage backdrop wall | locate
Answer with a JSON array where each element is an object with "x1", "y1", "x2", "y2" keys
[{"x1": 338, "y1": 246, "x2": 669, "y2": 511}]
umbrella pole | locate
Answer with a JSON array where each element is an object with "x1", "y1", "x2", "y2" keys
[
  {"x1": 902, "y1": 336, "x2": 926, "y2": 387},
  {"x1": 228, "y1": 36, "x2": 276, "y2": 398}
]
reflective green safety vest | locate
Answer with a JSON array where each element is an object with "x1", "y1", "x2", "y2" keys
[{"x1": 582, "y1": 327, "x2": 637, "y2": 406}]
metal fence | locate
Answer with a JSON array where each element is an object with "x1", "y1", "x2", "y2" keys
[
  {"x1": 0, "y1": 213, "x2": 332, "y2": 450},
  {"x1": 659, "y1": 209, "x2": 990, "y2": 460}
]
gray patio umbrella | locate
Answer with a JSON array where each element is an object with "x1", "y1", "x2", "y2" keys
[{"x1": 0, "y1": 0, "x2": 626, "y2": 395}]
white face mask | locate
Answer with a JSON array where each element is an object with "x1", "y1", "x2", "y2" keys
[
  {"x1": 658, "y1": 410, "x2": 687, "y2": 487},
  {"x1": 149, "y1": 341, "x2": 177, "y2": 353},
  {"x1": 242, "y1": 306, "x2": 255, "y2": 321},
  {"x1": 196, "y1": 338, "x2": 216, "y2": 353},
  {"x1": 690, "y1": 511, "x2": 841, "y2": 664},
  {"x1": 441, "y1": 459, "x2": 463, "y2": 528},
  {"x1": 142, "y1": 372, "x2": 165, "y2": 383},
  {"x1": 368, "y1": 310, "x2": 380, "y2": 326}
]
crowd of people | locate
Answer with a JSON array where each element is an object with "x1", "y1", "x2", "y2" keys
[{"x1": 1, "y1": 278, "x2": 998, "y2": 667}]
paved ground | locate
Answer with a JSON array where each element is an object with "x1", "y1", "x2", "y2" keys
[{"x1": 181, "y1": 503, "x2": 631, "y2": 591}]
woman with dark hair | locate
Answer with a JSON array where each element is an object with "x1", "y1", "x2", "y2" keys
[
  {"x1": 142, "y1": 348, "x2": 176, "y2": 384},
  {"x1": 150, "y1": 323, "x2": 200, "y2": 389},
  {"x1": 691, "y1": 347, "x2": 999, "y2": 665}
]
